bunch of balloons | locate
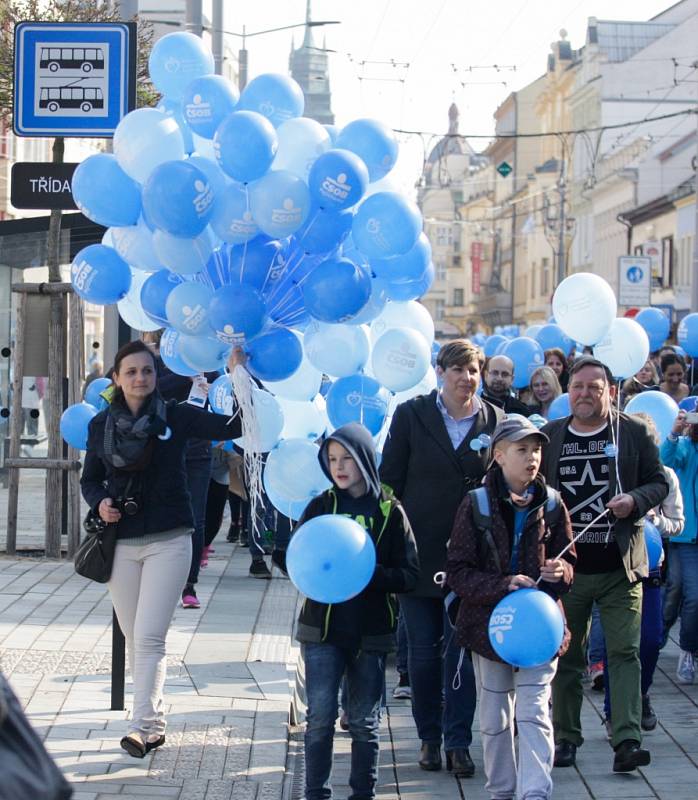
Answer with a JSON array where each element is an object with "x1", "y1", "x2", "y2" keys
[{"x1": 64, "y1": 31, "x2": 437, "y2": 517}]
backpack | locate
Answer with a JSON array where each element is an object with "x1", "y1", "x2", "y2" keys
[{"x1": 444, "y1": 485, "x2": 562, "y2": 628}]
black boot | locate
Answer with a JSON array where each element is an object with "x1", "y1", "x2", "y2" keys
[
  {"x1": 445, "y1": 748, "x2": 475, "y2": 777},
  {"x1": 418, "y1": 741, "x2": 442, "y2": 771},
  {"x1": 641, "y1": 694, "x2": 657, "y2": 731},
  {"x1": 613, "y1": 740, "x2": 650, "y2": 772},
  {"x1": 553, "y1": 740, "x2": 577, "y2": 767}
]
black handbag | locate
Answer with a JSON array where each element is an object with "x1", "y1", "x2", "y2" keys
[
  {"x1": 0, "y1": 672, "x2": 73, "y2": 799},
  {"x1": 74, "y1": 511, "x2": 117, "y2": 583}
]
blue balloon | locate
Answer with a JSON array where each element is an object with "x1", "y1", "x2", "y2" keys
[
  {"x1": 205, "y1": 237, "x2": 285, "y2": 292},
  {"x1": 678, "y1": 312, "x2": 698, "y2": 357},
  {"x1": 60, "y1": 402, "x2": 97, "y2": 450},
  {"x1": 264, "y1": 439, "x2": 330, "y2": 503},
  {"x1": 209, "y1": 374, "x2": 234, "y2": 415},
  {"x1": 345, "y1": 275, "x2": 388, "y2": 324},
  {"x1": 679, "y1": 396, "x2": 698, "y2": 412},
  {"x1": 489, "y1": 588, "x2": 564, "y2": 668},
  {"x1": 381, "y1": 262, "x2": 435, "y2": 303},
  {"x1": 165, "y1": 281, "x2": 213, "y2": 336},
  {"x1": 352, "y1": 192, "x2": 422, "y2": 259},
  {"x1": 214, "y1": 110, "x2": 278, "y2": 183},
  {"x1": 84, "y1": 378, "x2": 112, "y2": 411},
  {"x1": 182, "y1": 74, "x2": 239, "y2": 139},
  {"x1": 335, "y1": 118, "x2": 398, "y2": 182},
  {"x1": 160, "y1": 328, "x2": 198, "y2": 376},
  {"x1": 187, "y1": 154, "x2": 228, "y2": 198},
  {"x1": 302, "y1": 257, "x2": 371, "y2": 323},
  {"x1": 324, "y1": 124, "x2": 339, "y2": 144},
  {"x1": 152, "y1": 228, "x2": 216, "y2": 276},
  {"x1": 140, "y1": 269, "x2": 184, "y2": 326},
  {"x1": 157, "y1": 96, "x2": 194, "y2": 154},
  {"x1": 502, "y1": 337, "x2": 545, "y2": 389},
  {"x1": 210, "y1": 182, "x2": 259, "y2": 244},
  {"x1": 249, "y1": 170, "x2": 311, "y2": 239},
  {"x1": 72, "y1": 154, "x2": 142, "y2": 227},
  {"x1": 142, "y1": 160, "x2": 215, "y2": 237},
  {"x1": 246, "y1": 327, "x2": 303, "y2": 382},
  {"x1": 265, "y1": 272, "x2": 312, "y2": 329},
  {"x1": 326, "y1": 374, "x2": 390, "y2": 435},
  {"x1": 624, "y1": 391, "x2": 679, "y2": 443},
  {"x1": 308, "y1": 149, "x2": 369, "y2": 211},
  {"x1": 286, "y1": 515, "x2": 376, "y2": 603},
  {"x1": 535, "y1": 323, "x2": 573, "y2": 356},
  {"x1": 208, "y1": 284, "x2": 267, "y2": 343},
  {"x1": 263, "y1": 472, "x2": 311, "y2": 522},
  {"x1": 371, "y1": 233, "x2": 431, "y2": 283},
  {"x1": 644, "y1": 520, "x2": 663, "y2": 570},
  {"x1": 179, "y1": 334, "x2": 231, "y2": 372},
  {"x1": 547, "y1": 393, "x2": 571, "y2": 420},
  {"x1": 70, "y1": 245, "x2": 131, "y2": 305},
  {"x1": 238, "y1": 73, "x2": 304, "y2": 128},
  {"x1": 149, "y1": 32, "x2": 214, "y2": 101},
  {"x1": 293, "y1": 207, "x2": 353, "y2": 255},
  {"x1": 636, "y1": 307, "x2": 671, "y2": 352}
]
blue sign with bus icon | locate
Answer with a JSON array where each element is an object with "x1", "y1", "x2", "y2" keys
[{"x1": 14, "y1": 22, "x2": 136, "y2": 137}]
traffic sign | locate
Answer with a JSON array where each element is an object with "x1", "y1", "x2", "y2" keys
[
  {"x1": 496, "y1": 161, "x2": 512, "y2": 178},
  {"x1": 13, "y1": 21, "x2": 136, "y2": 137},
  {"x1": 618, "y1": 255, "x2": 651, "y2": 306},
  {"x1": 11, "y1": 162, "x2": 78, "y2": 210}
]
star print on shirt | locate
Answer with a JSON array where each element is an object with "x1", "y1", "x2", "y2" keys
[{"x1": 561, "y1": 460, "x2": 609, "y2": 519}]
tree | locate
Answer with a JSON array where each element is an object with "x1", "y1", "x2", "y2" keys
[{"x1": 0, "y1": 0, "x2": 157, "y2": 125}]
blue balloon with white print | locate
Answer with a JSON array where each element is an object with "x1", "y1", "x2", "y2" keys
[
  {"x1": 70, "y1": 245, "x2": 131, "y2": 305},
  {"x1": 149, "y1": 31, "x2": 214, "y2": 101},
  {"x1": 248, "y1": 169, "x2": 311, "y2": 239},
  {"x1": 142, "y1": 160, "x2": 215, "y2": 238},
  {"x1": 308, "y1": 149, "x2": 369, "y2": 211},
  {"x1": 336, "y1": 118, "x2": 398, "y2": 182},
  {"x1": 165, "y1": 281, "x2": 213, "y2": 336},
  {"x1": 238, "y1": 73, "x2": 304, "y2": 128},
  {"x1": 182, "y1": 74, "x2": 239, "y2": 139},
  {"x1": 208, "y1": 284, "x2": 267, "y2": 343},
  {"x1": 140, "y1": 269, "x2": 184, "y2": 326},
  {"x1": 326, "y1": 374, "x2": 390, "y2": 436},
  {"x1": 159, "y1": 328, "x2": 198, "y2": 377}
]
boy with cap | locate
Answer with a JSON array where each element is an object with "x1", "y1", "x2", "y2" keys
[
  {"x1": 289, "y1": 422, "x2": 419, "y2": 800},
  {"x1": 446, "y1": 415, "x2": 575, "y2": 800}
]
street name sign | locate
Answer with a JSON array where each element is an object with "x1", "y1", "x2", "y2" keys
[
  {"x1": 11, "y1": 162, "x2": 78, "y2": 210},
  {"x1": 13, "y1": 21, "x2": 136, "y2": 137},
  {"x1": 618, "y1": 255, "x2": 651, "y2": 306}
]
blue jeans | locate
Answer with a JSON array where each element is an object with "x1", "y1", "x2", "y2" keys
[
  {"x1": 395, "y1": 609, "x2": 408, "y2": 676},
  {"x1": 399, "y1": 594, "x2": 476, "y2": 750},
  {"x1": 667, "y1": 544, "x2": 698, "y2": 652},
  {"x1": 588, "y1": 604, "x2": 605, "y2": 664},
  {"x1": 185, "y1": 456, "x2": 212, "y2": 587},
  {"x1": 303, "y1": 642, "x2": 385, "y2": 800}
]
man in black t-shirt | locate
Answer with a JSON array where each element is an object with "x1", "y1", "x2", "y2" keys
[{"x1": 541, "y1": 357, "x2": 669, "y2": 774}]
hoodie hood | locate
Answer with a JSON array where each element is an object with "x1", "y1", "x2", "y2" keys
[{"x1": 319, "y1": 422, "x2": 381, "y2": 500}]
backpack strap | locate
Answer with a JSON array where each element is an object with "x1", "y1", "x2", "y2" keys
[{"x1": 468, "y1": 487, "x2": 503, "y2": 574}]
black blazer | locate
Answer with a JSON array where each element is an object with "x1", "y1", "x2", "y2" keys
[{"x1": 379, "y1": 390, "x2": 503, "y2": 596}]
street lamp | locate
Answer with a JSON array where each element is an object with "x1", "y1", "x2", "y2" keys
[{"x1": 235, "y1": 21, "x2": 340, "y2": 89}]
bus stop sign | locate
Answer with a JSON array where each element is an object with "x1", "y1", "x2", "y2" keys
[{"x1": 13, "y1": 21, "x2": 136, "y2": 138}]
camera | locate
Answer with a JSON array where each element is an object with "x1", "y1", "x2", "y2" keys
[
  {"x1": 115, "y1": 496, "x2": 140, "y2": 516},
  {"x1": 684, "y1": 412, "x2": 698, "y2": 425}
]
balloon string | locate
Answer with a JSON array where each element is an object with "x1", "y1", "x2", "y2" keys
[
  {"x1": 535, "y1": 507, "x2": 611, "y2": 586},
  {"x1": 265, "y1": 254, "x2": 312, "y2": 319},
  {"x1": 239, "y1": 185, "x2": 250, "y2": 285}
]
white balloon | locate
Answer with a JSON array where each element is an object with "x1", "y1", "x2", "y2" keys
[
  {"x1": 552, "y1": 272, "x2": 617, "y2": 346},
  {"x1": 234, "y1": 387, "x2": 284, "y2": 453},
  {"x1": 393, "y1": 365, "x2": 437, "y2": 404},
  {"x1": 277, "y1": 395, "x2": 328, "y2": 441},
  {"x1": 370, "y1": 300, "x2": 434, "y2": 346},
  {"x1": 262, "y1": 331, "x2": 322, "y2": 400},
  {"x1": 153, "y1": 227, "x2": 216, "y2": 275},
  {"x1": 117, "y1": 270, "x2": 161, "y2": 331},
  {"x1": 113, "y1": 108, "x2": 186, "y2": 184},
  {"x1": 272, "y1": 117, "x2": 331, "y2": 180},
  {"x1": 304, "y1": 320, "x2": 370, "y2": 377},
  {"x1": 593, "y1": 318, "x2": 650, "y2": 379},
  {"x1": 371, "y1": 327, "x2": 431, "y2": 392},
  {"x1": 111, "y1": 217, "x2": 161, "y2": 271}
]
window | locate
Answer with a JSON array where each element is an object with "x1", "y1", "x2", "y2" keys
[
  {"x1": 435, "y1": 300, "x2": 445, "y2": 321},
  {"x1": 435, "y1": 258, "x2": 447, "y2": 281},
  {"x1": 661, "y1": 236, "x2": 673, "y2": 287},
  {"x1": 452, "y1": 254, "x2": 461, "y2": 267},
  {"x1": 530, "y1": 262, "x2": 536, "y2": 300},
  {"x1": 542, "y1": 257, "x2": 550, "y2": 295},
  {"x1": 436, "y1": 226, "x2": 453, "y2": 247},
  {"x1": 453, "y1": 288, "x2": 464, "y2": 306}
]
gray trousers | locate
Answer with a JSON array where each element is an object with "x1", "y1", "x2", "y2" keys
[
  {"x1": 473, "y1": 653, "x2": 557, "y2": 800},
  {"x1": 108, "y1": 533, "x2": 192, "y2": 737}
]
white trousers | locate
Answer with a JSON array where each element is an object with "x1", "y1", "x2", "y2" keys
[
  {"x1": 472, "y1": 653, "x2": 557, "y2": 800},
  {"x1": 108, "y1": 534, "x2": 192, "y2": 736}
]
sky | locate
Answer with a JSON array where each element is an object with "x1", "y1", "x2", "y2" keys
[{"x1": 219, "y1": 0, "x2": 675, "y2": 189}]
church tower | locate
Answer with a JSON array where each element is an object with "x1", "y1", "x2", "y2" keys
[{"x1": 289, "y1": 1, "x2": 335, "y2": 124}]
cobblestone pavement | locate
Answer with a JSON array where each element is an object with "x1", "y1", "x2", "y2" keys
[{"x1": 2, "y1": 525, "x2": 698, "y2": 799}]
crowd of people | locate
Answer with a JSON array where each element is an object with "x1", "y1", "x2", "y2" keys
[{"x1": 78, "y1": 333, "x2": 698, "y2": 800}]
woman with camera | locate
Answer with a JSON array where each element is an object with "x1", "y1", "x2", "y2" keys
[{"x1": 80, "y1": 340, "x2": 244, "y2": 758}]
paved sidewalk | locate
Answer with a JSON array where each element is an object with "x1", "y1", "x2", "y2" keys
[{"x1": 2, "y1": 537, "x2": 698, "y2": 800}]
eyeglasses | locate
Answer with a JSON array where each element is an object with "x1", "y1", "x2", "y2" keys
[{"x1": 488, "y1": 370, "x2": 512, "y2": 378}]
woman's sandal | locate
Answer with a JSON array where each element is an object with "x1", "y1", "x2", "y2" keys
[
  {"x1": 120, "y1": 734, "x2": 146, "y2": 758},
  {"x1": 145, "y1": 734, "x2": 166, "y2": 753}
]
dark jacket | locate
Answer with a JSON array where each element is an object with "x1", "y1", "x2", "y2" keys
[
  {"x1": 294, "y1": 487, "x2": 420, "y2": 651},
  {"x1": 446, "y1": 468, "x2": 575, "y2": 662},
  {"x1": 81, "y1": 400, "x2": 241, "y2": 540},
  {"x1": 481, "y1": 388, "x2": 533, "y2": 417},
  {"x1": 541, "y1": 411, "x2": 669, "y2": 583},
  {"x1": 379, "y1": 390, "x2": 503, "y2": 596}
]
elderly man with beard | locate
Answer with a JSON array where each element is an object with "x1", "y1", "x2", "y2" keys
[{"x1": 540, "y1": 357, "x2": 669, "y2": 773}]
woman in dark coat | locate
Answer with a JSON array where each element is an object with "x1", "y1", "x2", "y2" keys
[
  {"x1": 379, "y1": 339, "x2": 503, "y2": 777},
  {"x1": 81, "y1": 340, "x2": 244, "y2": 758}
]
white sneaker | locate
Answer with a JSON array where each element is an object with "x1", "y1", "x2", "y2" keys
[{"x1": 677, "y1": 650, "x2": 695, "y2": 684}]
